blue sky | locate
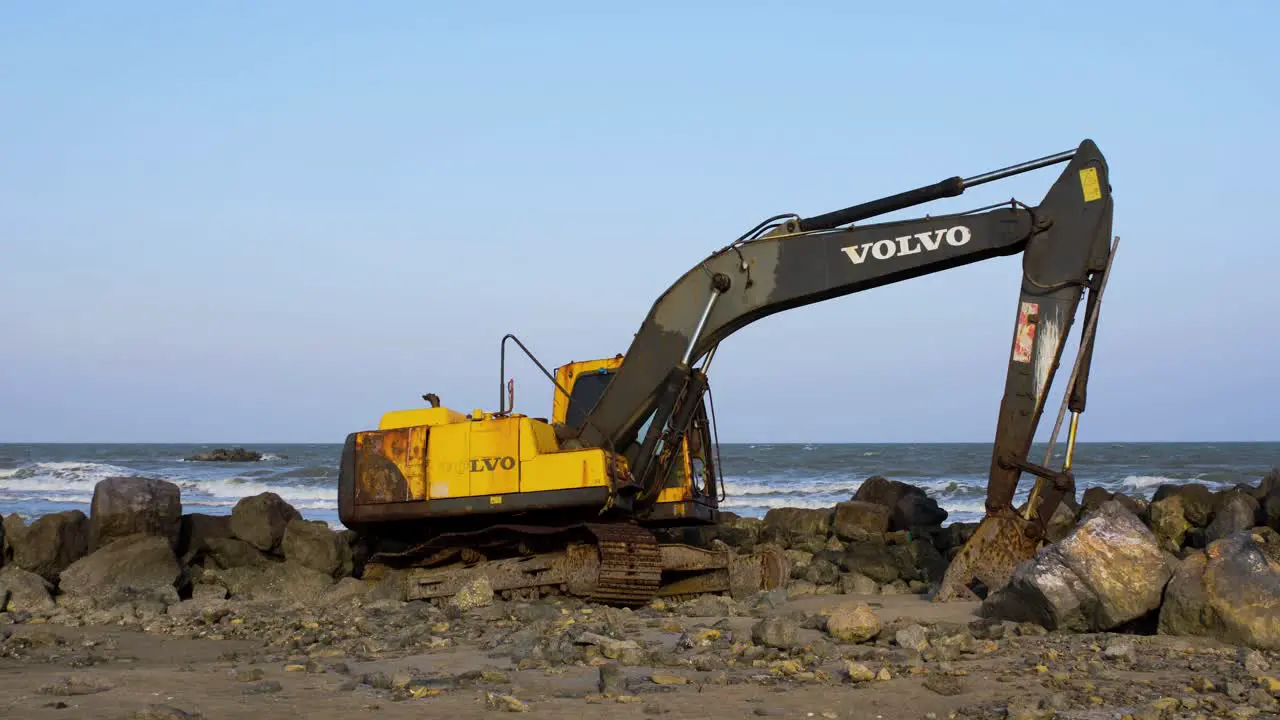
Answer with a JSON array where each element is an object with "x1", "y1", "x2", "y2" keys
[{"x1": 2, "y1": 2, "x2": 1277, "y2": 443}]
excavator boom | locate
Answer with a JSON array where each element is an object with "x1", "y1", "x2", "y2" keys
[{"x1": 565, "y1": 139, "x2": 1114, "y2": 597}]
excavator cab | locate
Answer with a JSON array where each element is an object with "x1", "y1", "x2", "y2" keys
[{"x1": 552, "y1": 355, "x2": 720, "y2": 526}]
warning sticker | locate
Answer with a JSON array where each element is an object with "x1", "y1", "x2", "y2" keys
[
  {"x1": 1013, "y1": 302, "x2": 1038, "y2": 363},
  {"x1": 1079, "y1": 167, "x2": 1102, "y2": 202}
]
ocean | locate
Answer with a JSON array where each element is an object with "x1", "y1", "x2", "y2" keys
[{"x1": 1, "y1": 442, "x2": 1276, "y2": 529}]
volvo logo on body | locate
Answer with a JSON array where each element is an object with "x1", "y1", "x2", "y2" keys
[
  {"x1": 840, "y1": 225, "x2": 972, "y2": 265},
  {"x1": 470, "y1": 455, "x2": 516, "y2": 472}
]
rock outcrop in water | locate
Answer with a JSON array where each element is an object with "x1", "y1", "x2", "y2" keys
[{"x1": 184, "y1": 447, "x2": 263, "y2": 462}]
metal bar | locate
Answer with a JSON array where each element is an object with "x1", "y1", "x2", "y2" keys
[
  {"x1": 499, "y1": 333, "x2": 572, "y2": 414},
  {"x1": 682, "y1": 290, "x2": 722, "y2": 365},
  {"x1": 962, "y1": 149, "x2": 1076, "y2": 188},
  {"x1": 1026, "y1": 236, "x2": 1120, "y2": 517},
  {"x1": 1063, "y1": 412, "x2": 1081, "y2": 471}
]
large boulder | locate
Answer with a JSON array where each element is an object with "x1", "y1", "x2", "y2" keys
[
  {"x1": 1151, "y1": 483, "x2": 1218, "y2": 527},
  {"x1": 837, "y1": 542, "x2": 904, "y2": 585},
  {"x1": 1266, "y1": 491, "x2": 1280, "y2": 533},
  {"x1": 12, "y1": 510, "x2": 89, "y2": 583},
  {"x1": 852, "y1": 476, "x2": 947, "y2": 531},
  {"x1": 1158, "y1": 528, "x2": 1280, "y2": 650},
  {"x1": 88, "y1": 476, "x2": 183, "y2": 552},
  {"x1": 714, "y1": 513, "x2": 762, "y2": 550},
  {"x1": 282, "y1": 519, "x2": 353, "y2": 578},
  {"x1": 3, "y1": 514, "x2": 26, "y2": 564},
  {"x1": 1205, "y1": 490, "x2": 1260, "y2": 543},
  {"x1": 202, "y1": 561, "x2": 334, "y2": 604},
  {"x1": 761, "y1": 507, "x2": 832, "y2": 547},
  {"x1": 201, "y1": 537, "x2": 271, "y2": 569},
  {"x1": 831, "y1": 501, "x2": 890, "y2": 539},
  {"x1": 58, "y1": 534, "x2": 181, "y2": 598},
  {"x1": 1148, "y1": 495, "x2": 1191, "y2": 553},
  {"x1": 0, "y1": 566, "x2": 55, "y2": 613},
  {"x1": 230, "y1": 492, "x2": 301, "y2": 553},
  {"x1": 980, "y1": 500, "x2": 1173, "y2": 632},
  {"x1": 176, "y1": 513, "x2": 234, "y2": 559}
]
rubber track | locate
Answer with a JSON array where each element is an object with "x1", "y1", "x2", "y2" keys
[{"x1": 583, "y1": 522, "x2": 663, "y2": 606}]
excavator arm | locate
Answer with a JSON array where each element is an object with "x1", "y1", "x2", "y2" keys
[{"x1": 565, "y1": 139, "x2": 1116, "y2": 599}]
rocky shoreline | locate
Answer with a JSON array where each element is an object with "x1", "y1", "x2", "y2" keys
[{"x1": 1, "y1": 471, "x2": 1278, "y2": 719}]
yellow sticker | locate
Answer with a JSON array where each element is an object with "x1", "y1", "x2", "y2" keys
[
  {"x1": 1079, "y1": 167, "x2": 1101, "y2": 202},
  {"x1": 489, "y1": 495, "x2": 502, "y2": 504}
]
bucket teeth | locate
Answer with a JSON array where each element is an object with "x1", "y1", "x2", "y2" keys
[{"x1": 934, "y1": 510, "x2": 1040, "y2": 602}]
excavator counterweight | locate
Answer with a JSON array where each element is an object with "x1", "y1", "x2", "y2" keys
[{"x1": 338, "y1": 139, "x2": 1118, "y2": 607}]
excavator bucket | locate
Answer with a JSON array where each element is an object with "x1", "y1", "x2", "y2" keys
[{"x1": 933, "y1": 510, "x2": 1040, "y2": 601}]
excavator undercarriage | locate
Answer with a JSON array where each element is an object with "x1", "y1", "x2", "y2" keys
[{"x1": 340, "y1": 139, "x2": 1119, "y2": 608}]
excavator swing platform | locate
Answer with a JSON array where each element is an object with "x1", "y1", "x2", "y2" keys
[{"x1": 337, "y1": 139, "x2": 1119, "y2": 607}]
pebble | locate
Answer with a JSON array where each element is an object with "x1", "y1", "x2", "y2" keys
[
  {"x1": 485, "y1": 692, "x2": 529, "y2": 712},
  {"x1": 844, "y1": 661, "x2": 875, "y2": 683},
  {"x1": 241, "y1": 680, "x2": 282, "y2": 695},
  {"x1": 923, "y1": 675, "x2": 966, "y2": 696},
  {"x1": 896, "y1": 625, "x2": 929, "y2": 652}
]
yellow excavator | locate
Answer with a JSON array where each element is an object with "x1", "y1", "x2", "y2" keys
[{"x1": 338, "y1": 139, "x2": 1118, "y2": 606}]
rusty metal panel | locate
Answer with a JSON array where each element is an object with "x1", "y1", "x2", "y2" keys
[{"x1": 353, "y1": 427, "x2": 428, "y2": 505}]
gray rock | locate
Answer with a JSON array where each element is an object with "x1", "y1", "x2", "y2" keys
[
  {"x1": 895, "y1": 624, "x2": 929, "y2": 652},
  {"x1": 715, "y1": 513, "x2": 762, "y2": 550},
  {"x1": 1158, "y1": 527, "x2": 1280, "y2": 650},
  {"x1": 852, "y1": 476, "x2": 947, "y2": 530},
  {"x1": 202, "y1": 537, "x2": 270, "y2": 569},
  {"x1": 1044, "y1": 502, "x2": 1078, "y2": 544},
  {"x1": 0, "y1": 565, "x2": 56, "y2": 612},
  {"x1": 1078, "y1": 489, "x2": 1114, "y2": 521},
  {"x1": 88, "y1": 476, "x2": 182, "y2": 552},
  {"x1": 191, "y1": 583, "x2": 228, "y2": 601},
  {"x1": 1, "y1": 513, "x2": 22, "y2": 564},
  {"x1": 906, "y1": 538, "x2": 949, "y2": 584},
  {"x1": 229, "y1": 492, "x2": 301, "y2": 552},
  {"x1": 980, "y1": 500, "x2": 1173, "y2": 632},
  {"x1": 177, "y1": 513, "x2": 233, "y2": 558},
  {"x1": 832, "y1": 501, "x2": 890, "y2": 539},
  {"x1": 59, "y1": 534, "x2": 181, "y2": 598},
  {"x1": 761, "y1": 507, "x2": 831, "y2": 546},
  {"x1": 838, "y1": 542, "x2": 902, "y2": 584},
  {"x1": 801, "y1": 558, "x2": 839, "y2": 586},
  {"x1": 282, "y1": 518, "x2": 353, "y2": 578},
  {"x1": 751, "y1": 616, "x2": 798, "y2": 649},
  {"x1": 205, "y1": 561, "x2": 334, "y2": 603},
  {"x1": 1266, "y1": 492, "x2": 1280, "y2": 534},
  {"x1": 839, "y1": 572, "x2": 879, "y2": 595},
  {"x1": 598, "y1": 663, "x2": 626, "y2": 697},
  {"x1": 12, "y1": 510, "x2": 89, "y2": 582},
  {"x1": 1148, "y1": 495, "x2": 1191, "y2": 552},
  {"x1": 186, "y1": 447, "x2": 262, "y2": 462},
  {"x1": 824, "y1": 603, "x2": 880, "y2": 643},
  {"x1": 1206, "y1": 490, "x2": 1260, "y2": 543},
  {"x1": 318, "y1": 577, "x2": 372, "y2": 605},
  {"x1": 1152, "y1": 483, "x2": 1219, "y2": 527}
]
